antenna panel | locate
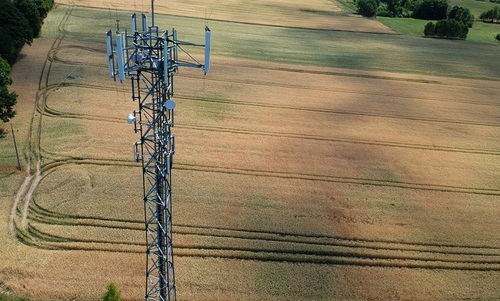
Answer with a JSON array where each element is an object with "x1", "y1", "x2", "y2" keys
[
  {"x1": 105, "y1": 30, "x2": 115, "y2": 79},
  {"x1": 131, "y1": 13, "x2": 137, "y2": 33},
  {"x1": 142, "y1": 14, "x2": 148, "y2": 32},
  {"x1": 163, "y1": 41, "x2": 169, "y2": 84},
  {"x1": 116, "y1": 34, "x2": 125, "y2": 82},
  {"x1": 173, "y1": 29, "x2": 179, "y2": 66},
  {"x1": 122, "y1": 32, "x2": 129, "y2": 73},
  {"x1": 204, "y1": 27, "x2": 211, "y2": 74}
]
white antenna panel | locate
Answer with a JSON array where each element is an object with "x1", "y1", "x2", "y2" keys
[
  {"x1": 163, "y1": 41, "x2": 169, "y2": 84},
  {"x1": 105, "y1": 30, "x2": 115, "y2": 79},
  {"x1": 116, "y1": 34, "x2": 125, "y2": 82},
  {"x1": 131, "y1": 13, "x2": 137, "y2": 33},
  {"x1": 142, "y1": 14, "x2": 148, "y2": 32},
  {"x1": 204, "y1": 27, "x2": 211, "y2": 74},
  {"x1": 173, "y1": 29, "x2": 179, "y2": 67}
]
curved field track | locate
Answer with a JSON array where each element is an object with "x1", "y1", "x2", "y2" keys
[{"x1": 1, "y1": 2, "x2": 500, "y2": 301}]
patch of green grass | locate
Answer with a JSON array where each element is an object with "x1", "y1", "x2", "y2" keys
[
  {"x1": 0, "y1": 293, "x2": 30, "y2": 301},
  {"x1": 467, "y1": 21, "x2": 500, "y2": 43},
  {"x1": 42, "y1": 118, "x2": 84, "y2": 139},
  {"x1": 378, "y1": 16, "x2": 430, "y2": 36},
  {"x1": 368, "y1": 167, "x2": 401, "y2": 182}
]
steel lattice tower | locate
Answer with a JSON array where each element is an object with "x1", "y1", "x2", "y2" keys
[{"x1": 105, "y1": 2, "x2": 210, "y2": 300}]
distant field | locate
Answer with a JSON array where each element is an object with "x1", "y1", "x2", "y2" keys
[
  {"x1": 42, "y1": 6, "x2": 500, "y2": 79},
  {"x1": 1, "y1": 2, "x2": 499, "y2": 301},
  {"x1": 449, "y1": 0, "x2": 500, "y2": 17},
  {"x1": 379, "y1": 16, "x2": 500, "y2": 45},
  {"x1": 56, "y1": 0, "x2": 394, "y2": 33}
]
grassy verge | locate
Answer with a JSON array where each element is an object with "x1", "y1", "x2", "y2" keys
[{"x1": 378, "y1": 16, "x2": 500, "y2": 44}]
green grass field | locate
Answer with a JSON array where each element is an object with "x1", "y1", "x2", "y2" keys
[
  {"x1": 343, "y1": 0, "x2": 500, "y2": 45},
  {"x1": 449, "y1": 0, "x2": 500, "y2": 17},
  {"x1": 379, "y1": 16, "x2": 500, "y2": 44}
]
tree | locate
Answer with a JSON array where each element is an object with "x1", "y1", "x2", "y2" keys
[
  {"x1": 0, "y1": 31, "x2": 17, "y2": 65},
  {"x1": 0, "y1": 56, "x2": 17, "y2": 123},
  {"x1": 15, "y1": 0, "x2": 43, "y2": 38},
  {"x1": 424, "y1": 19, "x2": 469, "y2": 39},
  {"x1": 358, "y1": 0, "x2": 378, "y2": 17},
  {"x1": 102, "y1": 283, "x2": 121, "y2": 301},
  {"x1": 383, "y1": 0, "x2": 403, "y2": 16},
  {"x1": 34, "y1": 0, "x2": 54, "y2": 19},
  {"x1": 0, "y1": 86, "x2": 17, "y2": 123},
  {"x1": 449, "y1": 6, "x2": 474, "y2": 28},
  {"x1": 0, "y1": 57, "x2": 11, "y2": 75},
  {"x1": 480, "y1": 6, "x2": 500, "y2": 23},
  {"x1": 424, "y1": 22, "x2": 435, "y2": 36},
  {"x1": 0, "y1": 0, "x2": 34, "y2": 64},
  {"x1": 413, "y1": 0, "x2": 448, "y2": 20}
]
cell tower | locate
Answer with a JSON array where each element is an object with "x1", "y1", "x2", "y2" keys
[{"x1": 105, "y1": 1, "x2": 211, "y2": 300}]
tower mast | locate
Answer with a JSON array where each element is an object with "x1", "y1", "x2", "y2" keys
[{"x1": 105, "y1": 2, "x2": 211, "y2": 300}]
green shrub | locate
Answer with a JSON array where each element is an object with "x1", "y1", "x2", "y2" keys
[
  {"x1": 496, "y1": 33, "x2": 500, "y2": 40},
  {"x1": 424, "y1": 19, "x2": 469, "y2": 39},
  {"x1": 102, "y1": 283, "x2": 122, "y2": 301},
  {"x1": 424, "y1": 22, "x2": 435, "y2": 36},
  {"x1": 480, "y1": 6, "x2": 500, "y2": 23}
]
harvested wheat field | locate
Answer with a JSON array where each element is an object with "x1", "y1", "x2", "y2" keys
[{"x1": 0, "y1": 1, "x2": 499, "y2": 301}]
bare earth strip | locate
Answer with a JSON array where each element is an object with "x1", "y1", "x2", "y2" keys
[{"x1": 1, "y1": 2, "x2": 499, "y2": 301}]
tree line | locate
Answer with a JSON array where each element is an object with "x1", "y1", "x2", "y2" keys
[
  {"x1": 356, "y1": 0, "x2": 500, "y2": 40},
  {"x1": 0, "y1": 0, "x2": 53, "y2": 124}
]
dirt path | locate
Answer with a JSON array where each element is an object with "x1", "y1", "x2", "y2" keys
[{"x1": 8, "y1": 5, "x2": 74, "y2": 234}]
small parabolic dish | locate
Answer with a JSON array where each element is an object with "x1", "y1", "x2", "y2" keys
[
  {"x1": 164, "y1": 100, "x2": 176, "y2": 110},
  {"x1": 128, "y1": 113, "x2": 136, "y2": 124}
]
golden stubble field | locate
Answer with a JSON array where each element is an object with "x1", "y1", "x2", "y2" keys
[{"x1": 1, "y1": 1, "x2": 500, "y2": 300}]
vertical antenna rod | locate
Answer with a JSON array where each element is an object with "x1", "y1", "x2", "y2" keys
[{"x1": 151, "y1": 0, "x2": 155, "y2": 27}]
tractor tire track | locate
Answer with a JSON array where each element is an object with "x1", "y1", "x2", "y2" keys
[
  {"x1": 21, "y1": 199, "x2": 500, "y2": 271},
  {"x1": 28, "y1": 80, "x2": 500, "y2": 155},
  {"x1": 175, "y1": 163, "x2": 500, "y2": 196},
  {"x1": 10, "y1": 5, "x2": 75, "y2": 233},
  {"x1": 12, "y1": 4, "x2": 499, "y2": 274},
  {"x1": 178, "y1": 124, "x2": 500, "y2": 156},
  {"x1": 180, "y1": 71, "x2": 500, "y2": 107},
  {"x1": 177, "y1": 94, "x2": 500, "y2": 128}
]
